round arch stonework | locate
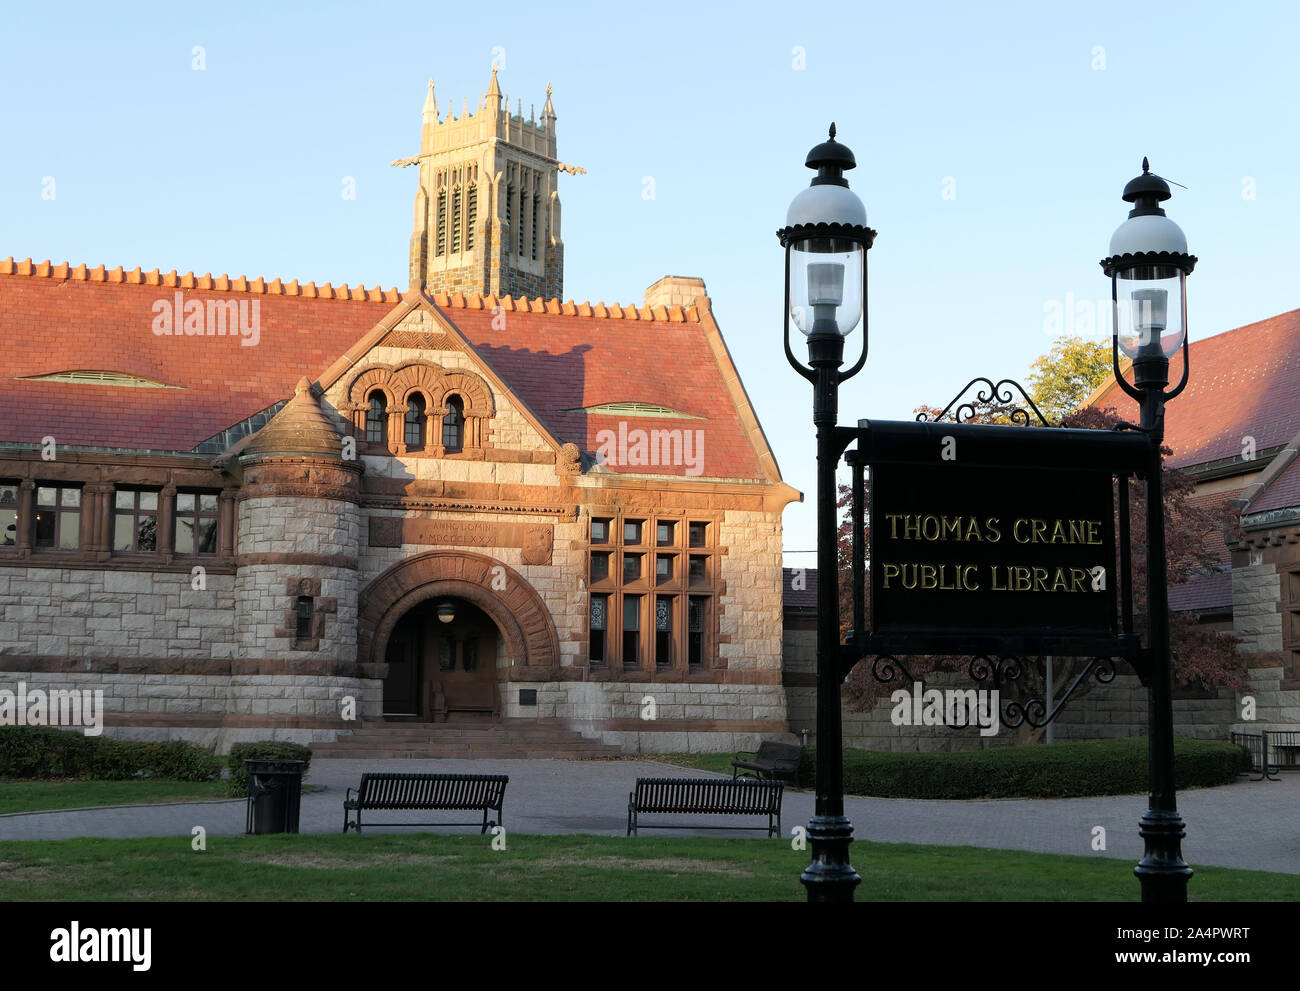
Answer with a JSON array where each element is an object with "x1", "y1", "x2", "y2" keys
[{"x1": 358, "y1": 550, "x2": 560, "y2": 680}]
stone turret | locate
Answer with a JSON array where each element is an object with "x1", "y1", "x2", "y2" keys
[{"x1": 232, "y1": 378, "x2": 362, "y2": 663}]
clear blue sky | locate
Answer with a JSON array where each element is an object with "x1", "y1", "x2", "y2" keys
[{"x1": 3, "y1": 1, "x2": 1296, "y2": 562}]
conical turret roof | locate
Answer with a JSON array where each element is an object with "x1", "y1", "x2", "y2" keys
[{"x1": 241, "y1": 376, "x2": 343, "y2": 459}]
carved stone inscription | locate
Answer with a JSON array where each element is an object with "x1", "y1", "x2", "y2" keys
[{"x1": 369, "y1": 516, "x2": 553, "y2": 565}]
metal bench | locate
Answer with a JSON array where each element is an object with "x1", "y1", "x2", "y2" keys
[
  {"x1": 732, "y1": 741, "x2": 802, "y2": 784},
  {"x1": 343, "y1": 772, "x2": 508, "y2": 834},
  {"x1": 627, "y1": 777, "x2": 784, "y2": 837},
  {"x1": 1228, "y1": 730, "x2": 1300, "y2": 782}
]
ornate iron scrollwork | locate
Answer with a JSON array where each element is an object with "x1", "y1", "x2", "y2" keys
[
  {"x1": 1001, "y1": 656, "x2": 1118, "y2": 729},
  {"x1": 861, "y1": 653, "x2": 1119, "y2": 729},
  {"x1": 917, "y1": 377, "x2": 1052, "y2": 427},
  {"x1": 870, "y1": 654, "x2": 918, "y2": 686}
]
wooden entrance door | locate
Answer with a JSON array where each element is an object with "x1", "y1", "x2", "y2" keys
[
  {"x1": 423, "y1": 608, "x2": 499, "y2": 718},
  {"x1": 382, "y1": 627, "x2": 421, "y2": 716}
]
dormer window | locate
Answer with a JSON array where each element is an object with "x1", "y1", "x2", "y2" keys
[{"x1": 442, "y1": 395, "x2": 464, "y2": 452}]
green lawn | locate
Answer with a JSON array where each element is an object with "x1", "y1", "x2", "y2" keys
[
  {"x1": 0, "y1": 779, "x2": 234, "y2": 815},
  {"x1": 0, "y1": 832, "x2": 1294, "y2": 901}
]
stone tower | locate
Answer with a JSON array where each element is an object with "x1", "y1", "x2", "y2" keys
[{"x1": 407, "y1": 67, "x2": 564, "y2": 300}]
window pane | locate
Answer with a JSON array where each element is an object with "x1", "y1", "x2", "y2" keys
[
  {"x1": 176, "y1": 493, "x2": 195, "y2": 512},
  {"x1": 139, "y1": 491, "x2": 158, "y2": 512},
  {"x1": 175, "y1": 518, "x2": 195, "y2": 554},
  {"x1": 623, "y1": 596, "x2": 641, "y2": 630},
  {"x1": 113, "y1": 515, "x2": 134, "y2": 552},
  {"x1": 35, "y1": 510, "x2": 54, "y2": 546},
  {"x1": 656, "y1": 555, "x2": 674, "y2": 583},
  {"x1": 689, "y1": 596, "x2": 707, "y2": 667},
  {"x1": 439, "y1": 637, "x2": 454, "y2": 671},
  {"x1": 463, "y1": 638, "x2": 478, "y2": 672},
  {"x1": 137, "y1": 515, "x2": 157, "y2": 552},
  {"x1": 61, "y1": 488, "x2": 80, "y2": 508},
  {"x1": 590, "y1": 552, "x2": 609, "y2": 583},
  {"x1": 37, "y1": 487, "x2": 56, "y2": 507},
  {"x1": 197, "y1": 519, "x2": 218, "y2": 554},
  {"x1": 624, "y1": 520, "x2": 643, "y2": 544},
  {"x1": 689, "y1": 556, "x2": 707, "y2": 584},
  {"x1": 590, "y1": 595, "x2": 608, "y2": 631},
  {"x1": 656, "y1": 596, "x2": 672, "y2": 631},
  {"x1": 689, "y1": 521, "x2": 707, "y2": 547},
  {"x1": 199, "y1": 494, "x2": 218, "y2": 512},
  {"x1": 657, "y1": 521, "x2": 674, "y2": 546},
  {"x1": 115, "y1": 491, "x2": 134, "y2": 510},
  {"x1": 591, "y1": 518, "x2": 609, "y2": 543},
  {"x1": 623, "y1": 553, "x2": 642, "y2": 582},
  {"x1": 0, "y1": 510, "x2": 15, "y2": 546},
  {"x1": 59, "y1": 512, "x2": 80, "y2": 549},
  {"x1": 0, "y1": 485, "x2": 16, "y2": 506}
]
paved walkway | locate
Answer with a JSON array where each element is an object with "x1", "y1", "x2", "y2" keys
[{"x1": 2, "y1": 758, "x2": 1296, "y2": 875}]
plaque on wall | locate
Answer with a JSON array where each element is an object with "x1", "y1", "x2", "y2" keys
[{"x1": 368, "y1": 516, "x2": 554, "y2": 565}]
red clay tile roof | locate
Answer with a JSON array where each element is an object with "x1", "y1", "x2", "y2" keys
[
  {"x1": 1089, "y1": 308, "x2": 1300, "y2": 469},
  {"x1": 1249, "y1": 454, "x2": 1300, "y2": 513},
  {"x1": 1168, "y1": 570, "x2": 1233, "y2": 614},
  {"x1": 0, "y1": 259, "x2": 765, "y2": 480}
]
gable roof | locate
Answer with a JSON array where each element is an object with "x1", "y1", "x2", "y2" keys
[
  {"x1": 1086, "y1": 308, "x2": 1300, "y2": 470},
  {"x1": 0, "y1": 258, "x2": 773, "y2": 481}
]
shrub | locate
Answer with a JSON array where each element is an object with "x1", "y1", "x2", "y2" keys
[
  {"x1": 226, "y1": 742, "x2": 313, "y2": 797},
  {"x1": 796, "y1": 737, "x2": 1245, "y2": 799},
  {"x1": 0, "y1": 726, "x2": 221, "y2": 781}
]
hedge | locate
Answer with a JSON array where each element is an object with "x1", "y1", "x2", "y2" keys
[
  {"x1": 0, "y1": 726, "x2": 221, "y2": 782},
  {"x1": 226, "y1": 742, "x2": 313, "y2": 797},
  {"x1": 797, "y1": 737, "x2": 1248, "y2": 799}
]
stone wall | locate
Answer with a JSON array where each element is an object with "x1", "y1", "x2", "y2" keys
[
  {"x1": 235, "y1": 496, "x2": 360, "y2": 660},
  {"x1": 0, "y1": 567, "x2": 237, "y2": 658},
  {"x1": 502, "y1": 680, "x2": 793, "y2": 753},
  {"x1": 0, "y1": 671, "x2": 383, "y2": 752}
]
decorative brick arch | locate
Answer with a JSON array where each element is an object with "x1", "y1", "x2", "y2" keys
[{"x1": 358, "y1": 550, "x2": 560, "y2": 680}]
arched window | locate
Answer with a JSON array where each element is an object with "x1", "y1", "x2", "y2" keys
[
  {"x1": 366, "y1": 391, "x2": 387, "y2": 443},
  {"x1": 442, "y1": 395, "x2": 464, "y2": 452},
  {"x1": 404, "y1": 394, "x2": 426, "y2": 449}
]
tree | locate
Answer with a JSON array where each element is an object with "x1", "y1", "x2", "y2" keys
[
  {"x1": 838, "y1": 404, "x2": 1249, "y2": 745},
  {"x1": 1025, "y1": 335, "x2": 1111, "y2": 424}
]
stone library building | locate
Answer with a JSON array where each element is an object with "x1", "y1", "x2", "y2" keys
[{"x1": 0, "y1": 69, "x2": 797, "y2": 756}]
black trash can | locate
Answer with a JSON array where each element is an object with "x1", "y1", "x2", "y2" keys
[{"x1": 244, "y1": 759, "x2": 305, "y2": 834}]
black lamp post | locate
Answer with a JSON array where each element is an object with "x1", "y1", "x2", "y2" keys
[
  {"x1": 1101, "y1": 158, "x2": 1197, "y2": 902},
  {"x1": 778, "y1": 125, "x2": 876, "y2": 903}
]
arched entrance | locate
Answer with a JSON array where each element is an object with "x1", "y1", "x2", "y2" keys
[
  {"x1": 358, "y1": 550, "x2": 561, "y2": 718},
  {"x1": 382, "y1": 598, "x2": 501, "y2": 719}
]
